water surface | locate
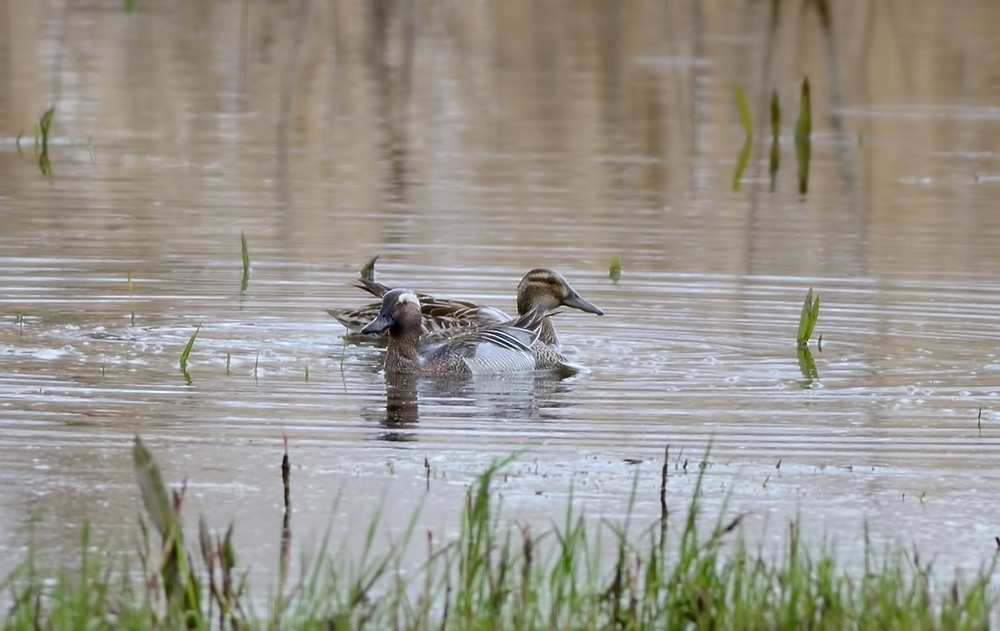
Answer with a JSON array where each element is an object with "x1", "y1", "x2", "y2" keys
[{"x1": 2, "y1": 0, "x2": 1000, "y2": 584}]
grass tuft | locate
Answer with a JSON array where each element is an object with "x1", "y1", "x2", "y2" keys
[
  {"x1": 609, "y1": 256, "x2": 622, "y2": 283},
  {"x1": 3, "y1": 439, "x2": 998, "y2": 629},
  {"x1": 796, "y1": 287, "x2": 820, "y2": 348}
]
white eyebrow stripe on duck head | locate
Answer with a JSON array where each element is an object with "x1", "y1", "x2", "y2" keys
[{"x1": 397, "y1": 291, "x2": 420, "y2": 306}]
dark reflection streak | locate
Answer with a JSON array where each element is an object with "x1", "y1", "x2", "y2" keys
[
  {"x1": 366, "y1": 371, "x2": 580, "y2": 443},
  {"x1": 50, "y1": 1, "x2": 70, "y2": 103},
  {"x1": 239, "y1": 0, "x2": 249, "y2": 93},
  {"x1": 748, "y1": 0, "x2": 781, "y2": 189},
  {"x1": 883, "y1": 1, "x2": 916, "y2": 95},
  {"x1": 689, "y1": 0, "x2": 707, "y2": 191},
  {"x1": 856, "y1": 2, "x2": 876, "y2": 108},
  {"x1": 0, "y1": 1, "x2": 7, "y2": 124},
  {"x1": 857, "y1": 1, "x2": 877, "y2": 237},
  {"x1": 598, "y1": 2, "x2": 626, "y2": 207},
  {"x1": 276, "y1": 0, "x2": 317, "y2": 205},
  {"x1": 365, "y1": 0, "x2": 415, "y2": 228},
  {"x1": 393, "y1": 0, "x2": 415, "y2": 202},
  {"x1": 744, "y1": 2, "x2": 776, "y2": 288},
  {"x1": 376, "y1": 373, "x2": 419, "y2": 442},
  {"x1": 384, "y1": 373, "x2": 419, "y2": 427},
  {"x1": 813, "y1": 0, "x2": 856, "y2": 194}
]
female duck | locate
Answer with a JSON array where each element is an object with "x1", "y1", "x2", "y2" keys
[{"x1": 362, "y1": 288, "x2": 569, "y2": 376}]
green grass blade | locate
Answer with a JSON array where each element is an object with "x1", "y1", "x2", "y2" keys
[
  {"x1": 796, "y1": 288, "x2": 820, "y2": 347},
  {"x1": 609, "y1": 256, "x2": 622, "y2": 283},
  {"x1": 770, "y1": 89, "x2": 780, "y2": 139},
  {"x1": 794, "y1": 78, "x2": 812, "y2": 195},
  {"x1": 796, "y1": 346, "x2": 819, "y2": 385},
  {"x1": 734, "y1": 84, "x2": 753, "y2": 136},
  {"x1": 133, "y1": 436, "x2": 176, "y2": 538},
  {"x1": 240, "y1": 232, "x2": 251, "y2": 292},
  {"x1": 733, "y1": 135, "x2": 753, "y2": 191},
  {"x1": 180, "y1": 324, "x2": 201, "y2": 374},
  {"x1": 769, "y1": 136, "x2": 780, "y2": 192},
  {"x1": 37, "y1": 106, "x2": 55, "y2": 178}
]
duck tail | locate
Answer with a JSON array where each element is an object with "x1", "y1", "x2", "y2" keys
[{"x1": 354, "y1": 277, "x2": 394, "y2": 298}]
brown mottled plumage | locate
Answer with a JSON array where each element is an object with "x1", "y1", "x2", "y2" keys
[
  {"x1": 328, "y1": 268, "x2": 603, "y2": 349},
  {"x1": 361, "y1": 289, "x2": 564, "y2": 376}
]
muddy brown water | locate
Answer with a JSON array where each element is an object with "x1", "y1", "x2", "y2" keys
[{"x1": 2, "y1": 0, "x2": 1000, "y2": 587}]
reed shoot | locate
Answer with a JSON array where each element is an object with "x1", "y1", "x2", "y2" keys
[
  {"x1": 179, "y1": 324, "x2": 200, "y2": 375},
  {"x1": 797, "y1": 287, "x2": 820, "y2": 347}
]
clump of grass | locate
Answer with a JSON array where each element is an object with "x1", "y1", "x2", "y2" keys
[
  {"x1": 3, "y1": 440, "x2": 997, "y2": 629},
  {"x1": 795, "y1": 77, "x2": 812, "y2": 194},
  {"x1": 240, "y1": 232, "x2": 251, "y2": 292},
  {"x1": 609, "y1": 255, "x2": 622, "y2": 283},
  {"x1": 797, "y1": 287, "x2": 820, "y2": 348}
]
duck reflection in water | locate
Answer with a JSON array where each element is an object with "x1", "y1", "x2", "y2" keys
[
  {"x1": 360, "y1": 288, "x2": 587, "y2": 440},
  {"x1": 367, "y1": 370, "x2": 580, "y2": 443},
  {"x1": 376, "y1": 372, "x2": 420, "y2": 442}
]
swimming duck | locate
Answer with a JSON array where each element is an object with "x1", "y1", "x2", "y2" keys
[
  {"x1": 329, "y1": 268, "x2": 603, "y2": 348},
  {"x1": 362, "y1": 288, "x2": 563, "y2": 375}
]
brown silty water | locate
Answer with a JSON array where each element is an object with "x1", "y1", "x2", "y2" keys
[{"x1": 1, "y1": 0, "x2": 1000, "y2": 583}]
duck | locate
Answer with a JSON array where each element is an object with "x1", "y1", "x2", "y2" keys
[
  {"x1": 362, "y1": 288, "x2": 570, "y2": 376},
  {"x1": 329, "y1": 268, "x2": 603, "y2": 349}
]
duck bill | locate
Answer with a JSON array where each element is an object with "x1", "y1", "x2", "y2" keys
[
  {"x1": 562, "y1": 291, "x2": 604, "y2": 316},
  {"x1": 361, "y1": 313, "x2": 393, "y2": 335}
]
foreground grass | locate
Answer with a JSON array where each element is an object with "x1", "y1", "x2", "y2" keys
[{"x1": 2, "y1": 441, "x2": 997, "y2": 630}]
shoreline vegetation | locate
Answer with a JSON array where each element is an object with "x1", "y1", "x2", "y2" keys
[{"x1": 2, "y1": 438, "x2": 996, "y2": 630}]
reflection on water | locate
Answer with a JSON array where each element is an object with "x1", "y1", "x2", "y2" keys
[
  {"x1": 367, "y1": 369, "x2": 581, "y2": 442},
  {"x1": 2, "y1": 0, "x2": 1000, "y2": 585}
]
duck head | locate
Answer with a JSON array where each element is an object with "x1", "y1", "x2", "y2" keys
[
  {"x1": 361, "y1": 288, "x2": 423, "y2": 336},
  {"x1": 516, "y1": 268, "x2": 604, "y2": 316}
]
